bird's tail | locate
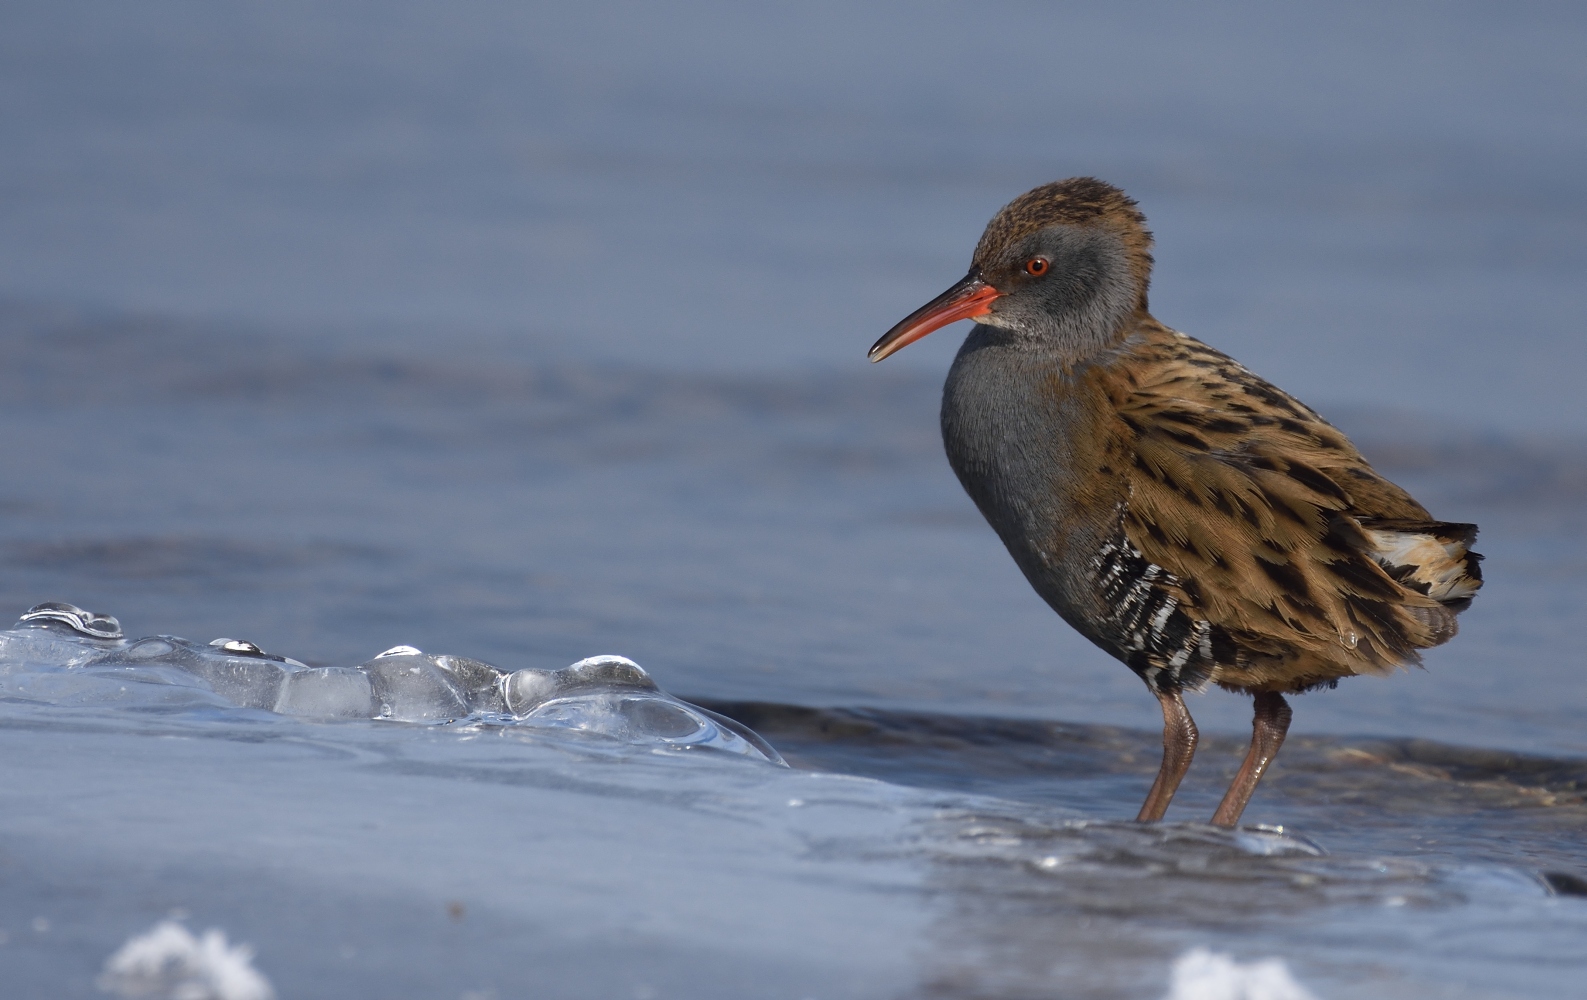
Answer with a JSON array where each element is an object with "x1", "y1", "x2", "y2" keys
[{"x1": 1359, "y1": 519, "x2": 1483, "y2": 647}]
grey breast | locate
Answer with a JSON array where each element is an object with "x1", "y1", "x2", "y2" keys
[
  {"x1": 939, "y1": 327, "x2": 1225, "y2": 693},
  {"x1": 939, "y1": 325, "x2": 1120, "y2": 634}
]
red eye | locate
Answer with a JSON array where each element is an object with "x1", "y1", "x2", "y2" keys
[{"x1": 1024, "y1": 257, "x2": 1049, "y2": 276}]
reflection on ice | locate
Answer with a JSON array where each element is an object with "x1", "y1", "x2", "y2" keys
[
  {"x1": 929, "y1": 808, "x2": 1451, "y2": 913},
  {"x1": 1230, "y1": 826, "x2": 1326, "y2": 858},
  {"x1": 0, "y1": 603, "x2": 782, "y2": 763}
]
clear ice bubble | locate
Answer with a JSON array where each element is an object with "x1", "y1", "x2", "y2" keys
[
  {"x1": 274, "y1": 667, "x2": 374, "y2": 719},
  {"x1": 97, "y1": 636, "x2": 307, "y2": 711},
  {"x1": 360, "y1": 646, "x2": 473, "y2": 723},
  {"x1": 431, "y1": 655, "x2": 508, "y2": 715},
  {"x1": 18, "y1": 601, "x2": 125, "y2": 640},
  {"x1": 0, "y1": 602, "x2": 127, "y2": 671},
  {"x1": 505, "y1": 655, "x2": 785, "y2": 763},
  {"x1": 0, "y1": 604, "x2": 234, "y2": 709},
  {"x1": 0, "y1": 603, "x2": 783, "y2": 762}
]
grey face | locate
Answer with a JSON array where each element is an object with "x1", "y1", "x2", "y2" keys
[{"x1": 975, "y1": 225, "x2": 1139, "y2": 362}]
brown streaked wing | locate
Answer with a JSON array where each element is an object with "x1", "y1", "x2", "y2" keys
[{"x1": 1103, "y1": 326, "x2": 1448, "y2": 678}]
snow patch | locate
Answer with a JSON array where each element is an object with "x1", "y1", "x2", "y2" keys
[
  {"x1": 97, "y1": 921, "x2": 274, "y2": 1000},
  {"x1": 1165, "y1": 947, "x2": 1318, "y2": 1000}
]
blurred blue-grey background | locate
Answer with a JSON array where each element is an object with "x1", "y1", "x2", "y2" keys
[{"x1": 1, "y1": 0, "x2": 1583, "y2": 744}]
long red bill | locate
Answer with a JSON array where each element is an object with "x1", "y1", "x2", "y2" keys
[{"x1": 867, "y1": 274, "x2": 1000, "y2": 362}]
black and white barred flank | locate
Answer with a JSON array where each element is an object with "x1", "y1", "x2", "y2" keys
[{"x1": 1088, "y1": 531, "x2": 1233, "y2": 693}]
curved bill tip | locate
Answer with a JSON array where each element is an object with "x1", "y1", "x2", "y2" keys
[{"x1": 867, "y1": 274, "x2": 1000, "y2": 363}]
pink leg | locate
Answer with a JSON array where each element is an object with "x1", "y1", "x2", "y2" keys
[
  {"x1": 1210, "y1": 692, "x2": 1292, "y2": 828},
  {"x1": 1136, "y1": 689, "x2": 1199, "y2": 822}
]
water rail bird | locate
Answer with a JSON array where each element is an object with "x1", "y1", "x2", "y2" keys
[{"x1": 869, "y1": 178, "x2": 1482, "y2": 826}]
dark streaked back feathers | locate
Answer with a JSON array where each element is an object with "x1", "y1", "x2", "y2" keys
[{"x1": 1094, "y1": 321, "x2": 1482, "y2": 692}]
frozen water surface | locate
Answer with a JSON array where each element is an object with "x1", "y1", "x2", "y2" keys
[
  {"x1": 0, "y1": 606, "x2": 776, "y2": 760},
  {"x1": 3, "y1": 630, "x2": 1586, "y2": 999},
  {"x1": 1, "y1": 1, "x2": 1586, "y2": 997}
]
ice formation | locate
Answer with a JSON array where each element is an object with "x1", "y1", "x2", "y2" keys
[
  {"x1": 0, "y1": 602, "x2": 782, "y2": 763},
  {"x1": 1164, "y1": 948, "x2": 1319, "y2": 1000},
  {"x1": 97, "y1": 920, "x2": 275, "y2": 1000}
]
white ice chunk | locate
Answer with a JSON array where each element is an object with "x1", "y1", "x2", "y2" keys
[
  {"x1": 98, "y1": 920, "x2": 274, "y2": 1000},
  {"x1": 1164, "y1": 948, "x2": 1319, "y2": 1000},
  {"x1": 274, "y1": 667, "x2": 374, "y2": 719}
]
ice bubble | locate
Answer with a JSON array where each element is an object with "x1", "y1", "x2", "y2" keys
[
  {"x1": 98, "y1": 920, "x2": 274, "y2": 1000},
  {"x1": 432, "y1": 654, "x2": 509, "y2": 714},
  {"x1": 525, "y1": 693, "x2": 707, "y2": 739},
  {"x1": 502, "y1": 654, "x2": 658, "y2": 714},
  {"x1": 358, "y1": 647, "x2": 511, "y2": 716},
  {"x1": 502, "y1": 666, "x2": 560, "y2": 710},
  {"x1": 1164, "y1": 947, "x2": 1318, "y2": 1000},
  {"x1": 554, "y1": 654, "x2": 657, "y2": 692},
  {"x1": 97, "y1": 636, "x2": 307, "y2": 711},
  {"x1": 0, "y1": 604, "x2": 784, "y2": 760},
  {"x1": 506, "y1": 656, "x2": 785, "y2": 763},
  {"x1": 274, "y1": 667, "x2": 374, "y2": 719},
  {"x1": 18, "y1": 601, "x2": 124, "y2": 639},
  {"x1": 0, "y1": 602, "x2": 126, "y2": 671},
  {"x1": 361, "y1": 647, "x2": 472, "y2": 722}
]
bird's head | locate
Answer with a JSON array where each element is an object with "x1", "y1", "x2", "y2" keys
[{"x1": 868, "y1": 177, "x2": 1153, "y2": 364}]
